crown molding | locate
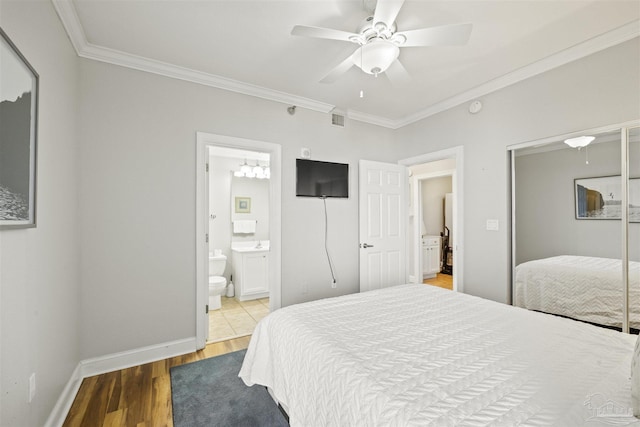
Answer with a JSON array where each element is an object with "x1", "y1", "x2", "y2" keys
[
  {"x1": 51, "y1": 0, "x2": 87, "y2": 53},
  {"x1": 395, "y1": 19, "x2": 640, "y2": 129},
  {"x1": 50, "y1": 0, "x2": 334, "y2": 115},
  {"x1": 347, "y1": 109, "x2": 398, "y2": 129},
  {"x1": 52, "y1": 0, "x2": 638, "y2": 130},
  {"x1": 79, "y1": 43, "x2": 335, "y2": 113}
]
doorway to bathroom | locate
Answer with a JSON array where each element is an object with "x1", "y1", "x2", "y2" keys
[{"x1": 196, "y1": 133, "x2": 282, "y2": 349}]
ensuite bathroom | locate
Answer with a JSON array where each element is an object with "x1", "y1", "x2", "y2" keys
[{"x1": 207, "y1": 146, "x2": 271, "y2": 343}]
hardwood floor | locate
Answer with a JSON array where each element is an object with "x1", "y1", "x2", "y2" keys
[
  {"x1": 63, "y1": 335, "x2": 251, "y2": 427},
  {"x1": 423, "y1": 273, "x2": 453, "y2": 290}
]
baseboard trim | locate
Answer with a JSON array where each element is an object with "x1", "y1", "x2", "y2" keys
[
  {"x1": 45, "y1": 337, "x2": 197, "y2": 427},
  {"x1": 44, "y1": 364, "x2": 83, "y2": 427},
  {"x1": 79, "y1": 337, "x2": 197, "y2": 378}
]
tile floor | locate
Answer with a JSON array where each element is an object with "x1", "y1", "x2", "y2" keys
[{"x1": 208, "y1": 296, "x2": 270, "y2": 343}]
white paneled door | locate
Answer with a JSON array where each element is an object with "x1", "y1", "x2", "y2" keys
[{"x1": 359, "y1": 160, "x2": 407, "y2": 292}]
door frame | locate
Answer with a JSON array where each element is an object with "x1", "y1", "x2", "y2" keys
[
  {"x1": 399, "y1": 146, "x2": 464, "y2": 292},
  {"x1": 196, "y1": 132, "x2": 282, "y2": 349},
  {"x1": 412, "y1": 169, "x2": 456, "y2": 290}
]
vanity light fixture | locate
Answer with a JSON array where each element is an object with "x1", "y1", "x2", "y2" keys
[
  {"x1": 234, "y1": 160, "x2": 270, "y2": 180},
  {"x1": 253, "y1": 163, "x2": 264, "y2": 179},
  {"x1": 564, "y1": 136, "x2": 595, "y2": 148},
  {"x1": 258, "y1": 163, "x2": 271, "y2": 180},
  {"x1": 240, "y1": 159, "x2": 252, "y2": 174}
]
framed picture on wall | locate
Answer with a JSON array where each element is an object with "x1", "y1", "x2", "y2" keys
[
  {"x1": 235, "y1": 197, "x2": 251, "y2": 213},
  {"x1": 574, "y1": 176, "x2": 640, "y2": 222},
  {"x1": 0, "y1": 27, "x2": 39, "y2": 229}
]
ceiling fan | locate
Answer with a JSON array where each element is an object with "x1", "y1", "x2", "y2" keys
[{"x1": 291, "y1": 0, "x2": 472, "y2": 85}]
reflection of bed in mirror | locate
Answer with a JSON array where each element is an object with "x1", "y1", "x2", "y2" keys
[{"x1": 515, "y1": 255, "x2": 640, "y2": 329}]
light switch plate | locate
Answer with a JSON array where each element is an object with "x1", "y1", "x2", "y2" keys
[
  {"x1": 28, "y1": 373, "x2": 36, "y2": 403},
  {"x1": 486, "y1": 219, "x2": 499, "y2": 231}
]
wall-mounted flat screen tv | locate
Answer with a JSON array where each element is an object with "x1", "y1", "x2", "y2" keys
[{"x1": 296, "y1": 159, "x2": 349, "y2": 198}]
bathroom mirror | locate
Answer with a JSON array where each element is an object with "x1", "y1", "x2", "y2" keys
[
  {"x1": 510, "y1": 124, "x2": 640, "y2": 333},
  {"x1": 230, "y1": 167, "x2": 270, "y2": 245}
]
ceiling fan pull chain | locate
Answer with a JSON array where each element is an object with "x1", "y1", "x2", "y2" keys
[
  {"x1": 360, "y1": 45, "x2": 365, "y2": 98},
  {"x1": 586, "y1": 146, "x2": 589, "y2": 165}
]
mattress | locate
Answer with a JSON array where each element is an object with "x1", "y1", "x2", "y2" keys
[
  {"x1": 239, "y1": 284, "x2": 638, "y2": 426},
  {"x1": 514, "y1": 255, "x2": 640, "y2": 329}
]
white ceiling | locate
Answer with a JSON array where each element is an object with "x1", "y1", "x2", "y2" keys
[{"x1": 55, "y1": 0, "x2": 639, "y2": 128}]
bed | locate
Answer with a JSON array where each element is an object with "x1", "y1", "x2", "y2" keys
[
  {"x1": 239, "y1": 284, "x2": 638, "y2": 426},
  {"x1": 514, "y1": 255, "x2": 640, "y2": 329}
]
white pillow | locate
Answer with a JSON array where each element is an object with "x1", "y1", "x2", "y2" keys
[{"x1": 632, "y1": 334, "x2": 640, "y2": 417}]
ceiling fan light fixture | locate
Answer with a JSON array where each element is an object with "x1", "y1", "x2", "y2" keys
[
  {"x1": 353, "y1": 39, "x2": 399, "y2": 75},
  {"x1": 564, "y1": 136, "x2": 595, "y2": 148},
  {"x1": 292, "y1": 0, "x2": 473, "y2": 84}
]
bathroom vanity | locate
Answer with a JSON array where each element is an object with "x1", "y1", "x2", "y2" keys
[
  {"x1": 422, "y1": 235, "x2": 441, "y2": 279},
  {"x1": 232, "y1": 242, "x2": 269, "y2": 301}
]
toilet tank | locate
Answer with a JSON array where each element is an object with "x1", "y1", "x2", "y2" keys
[{"x1": 209, "y1": 253, "x2": 227, "y2": 276}]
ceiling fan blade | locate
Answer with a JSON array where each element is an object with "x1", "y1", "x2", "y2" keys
[
  {"x1": 320, "y1": 53, "x2": 356, "y2": 83},
  {"x1": 396, "y1": 23, "x2": 473, "y2": 47},
  {"x1": 385, "y1": 59, "x2": 411, "y2": 87},
  {"x1": 373, "y1": 0, "x2": 405, "y2": 29},
  {"x1": 291, "y1": 25, "x2": 361, "y2": 43}
]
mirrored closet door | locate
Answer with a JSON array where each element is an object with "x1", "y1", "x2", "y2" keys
[
  {"x1": 628, "y1": 127, "x2": 640, "y2": 332},
  {"x1": 510, "y1": 121, "x2": 639, "y2": 334}
]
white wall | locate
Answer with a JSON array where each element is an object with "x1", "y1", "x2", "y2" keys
[
  {"x1": 410, "y1": 159, "x2": 456, "y2": 176},
  {"x1": 394, "y1": 38, "x2": 640, "y2": 303},
  {"x1": 421, "y1": 176, "x2": 452, "y2": 237},
  {"x1": 0, "y1": 1, "x2": 81, "y2": 425},
  {"x1": 77, "y1": 59, "x2": 397, "y2": 359}
]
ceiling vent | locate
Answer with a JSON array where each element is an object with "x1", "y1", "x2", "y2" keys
[{"x1": 331, "y1": 112, "x2": 345, "y2": 127}]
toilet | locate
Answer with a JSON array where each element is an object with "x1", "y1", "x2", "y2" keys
[{"x1": 209, "y1": 252, "x2": 228, "y2": 311}]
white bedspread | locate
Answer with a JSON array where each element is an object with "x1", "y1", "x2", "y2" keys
[
  {"x1": 515, "y1": 256, "x2": 640, "y2": 329},
  {"x1": 239, "y1": 284, "x2": 638, "y2": 426}
]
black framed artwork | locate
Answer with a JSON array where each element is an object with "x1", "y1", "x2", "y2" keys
[
  {"x1": 575, "y1": 175, "x2": 639, "y2": 222},
  {"x1": 0, "y1": 27, "x2": 38, "y2": 229}
]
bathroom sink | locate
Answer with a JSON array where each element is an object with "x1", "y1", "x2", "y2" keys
[
  {"x1": 232, "y1": 245, "x2": 269, "y2": 253},
  {"x1": 231, "y1": 241, "x2": 270, "y2": 253}
]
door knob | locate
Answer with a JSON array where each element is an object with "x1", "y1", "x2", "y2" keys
[{"x1": 361, "y1": 243, "x2": 374, "y2": 248}]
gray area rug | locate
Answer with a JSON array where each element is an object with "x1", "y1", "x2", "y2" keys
[{"x1": 171, "y1": 349, "x2": 289, "y2": 427}]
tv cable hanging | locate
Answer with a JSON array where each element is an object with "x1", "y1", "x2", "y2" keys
[{"x1": 321, "y1": 196, "x2": 337, "y2": 286}]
